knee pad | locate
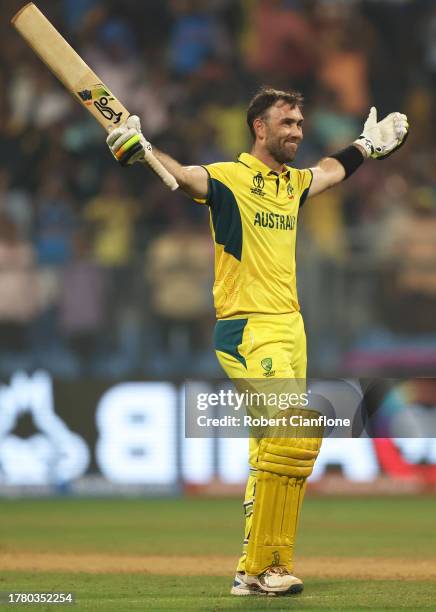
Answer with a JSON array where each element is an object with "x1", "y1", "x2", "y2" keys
[{"x1": 257, "y1": 435, "x2": 321, "y2": 479}]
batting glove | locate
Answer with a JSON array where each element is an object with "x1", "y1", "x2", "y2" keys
[
  {"x1": 354, "y1": 107, "x2": 409, "y2": 160},
  {"x1": 106, "y1": 115, "x2": 153, "y2": 166}
]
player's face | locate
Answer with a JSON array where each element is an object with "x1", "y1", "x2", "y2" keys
[{"x1": 263, "y1": 102, "x2": 304, "y2": 164}]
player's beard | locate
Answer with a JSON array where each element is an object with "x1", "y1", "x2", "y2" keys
[{"x1": 266, "y1": 133, "x2": 298, "y2": 164}]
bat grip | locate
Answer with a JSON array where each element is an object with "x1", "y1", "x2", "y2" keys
[
  {"x1": 109, "y1": 122, "x2": 179, "y2": 191},
  {"x1": 143, "y1": 154, "x2": 179, "y2": 191}
]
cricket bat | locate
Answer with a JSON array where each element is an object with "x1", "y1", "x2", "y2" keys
[{"x1": 11, "y1": 3, "x2": 178, "y2": 191}]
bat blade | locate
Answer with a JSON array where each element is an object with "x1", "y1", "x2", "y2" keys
[
  {"x1": 11, "y1": 3, "x2": 178, "y2": 190},
  {"x1": 11, "y1": 3, "x2": 128, "y2": 131}
]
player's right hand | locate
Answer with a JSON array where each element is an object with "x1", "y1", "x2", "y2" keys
[{"x1": 106, "y1": 115, "x2": 153, "y2": 166}]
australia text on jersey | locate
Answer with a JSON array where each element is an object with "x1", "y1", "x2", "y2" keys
[{"x1": 253, "y1": 212, "x2": 296, "y2": 230}]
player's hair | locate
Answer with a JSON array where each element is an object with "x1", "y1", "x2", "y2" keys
[{"x1": 246, "y1": 86, "x2": 304, "y2": 139}]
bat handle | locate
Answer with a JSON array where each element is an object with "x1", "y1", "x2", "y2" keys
[{"x1": 143, "y1": 153, "x2": 179, "y2": 192}]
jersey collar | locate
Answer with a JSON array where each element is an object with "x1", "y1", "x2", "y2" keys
[{"x1": 238, "y1": 152, "x2": 291, "y2": 179}]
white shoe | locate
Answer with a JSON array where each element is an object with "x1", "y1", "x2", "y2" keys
[
  {"x1": 230, "y1": 572, "x2": 269, "y2": 596},
  {"x1": 230, "y1": 567, "x2": 303, "y2": 596}
]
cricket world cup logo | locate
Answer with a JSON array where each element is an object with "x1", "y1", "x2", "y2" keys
[
  {"x1": 253, "y1": 172, "x2": 264, "y2": 190},
  {"x1": 251, "y1": 172, "x2": 265, "y2": 197}
]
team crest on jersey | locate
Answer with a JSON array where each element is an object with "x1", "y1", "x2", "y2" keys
[
  {"x1": 287, "y1": 182, "x2": 295, "y2": 199},
  {"x1": 251, "y1": 172, "x2": 265, "y2": 197},
  {"x1": 261, "y1": 357, "x2": 275, "y2": 377}
]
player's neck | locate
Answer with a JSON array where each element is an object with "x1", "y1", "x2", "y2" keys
[{"x1": 250, "y1": 146, "x2": 285, "y2": 173}]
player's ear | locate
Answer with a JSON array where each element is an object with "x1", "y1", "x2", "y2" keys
[{"x1": 253, "y1": 117, "x2": 266, "y2": 140}]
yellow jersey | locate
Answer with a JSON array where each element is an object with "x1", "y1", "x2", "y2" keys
[{"x1": 199, "y1": 152, "x2": 312, "y2": 319}]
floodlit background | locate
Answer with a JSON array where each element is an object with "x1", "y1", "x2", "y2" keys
[{"x1": 0, "y1": 0, "x2": 435, "y2": 494}]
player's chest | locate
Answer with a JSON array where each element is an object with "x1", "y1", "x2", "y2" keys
[{"x1": 236, "y1": 174, "x2": 300, "y2": 235}]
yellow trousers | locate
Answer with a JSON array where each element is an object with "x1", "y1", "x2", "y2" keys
[{"x1": 214, "y1": 312, "x2": 313, "y2": 573}]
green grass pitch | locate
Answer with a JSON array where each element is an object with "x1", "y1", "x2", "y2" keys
[{"x1": 0, "y1": 496, "x2": 435, "y2": 610}]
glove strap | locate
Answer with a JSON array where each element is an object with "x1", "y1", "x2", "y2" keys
[{"x1": 353, "y1": 136, "x2": 373, "y2": 158}]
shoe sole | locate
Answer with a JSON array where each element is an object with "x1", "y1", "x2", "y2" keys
[{"x1": 230, "y1": 583, "x2": 303, "y2": 597}]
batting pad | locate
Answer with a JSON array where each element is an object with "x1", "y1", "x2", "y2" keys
[{"x1": 245, "y1": 435, "x2": 322, "y2": 575}]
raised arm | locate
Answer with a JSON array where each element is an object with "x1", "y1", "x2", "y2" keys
[
  {"x1": 146, "y1": 147, "x2": 208, "y2": 200},
  {"x1": 106, "y1": 115, "x2": 208, "y2": 200},
  {"x1": 308, "y1": 107, "x2": 409, "y2": 199}
]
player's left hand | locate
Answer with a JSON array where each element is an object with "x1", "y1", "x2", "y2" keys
[
  {"x1": 106, "y1": 115, "x2": 153, "y2": 166},
  {"x1": 355, "y1": 107, "x2": 409, "y2": 160}
]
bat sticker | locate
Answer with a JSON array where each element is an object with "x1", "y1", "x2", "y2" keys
[
  {"x1": 77, "y1": 84, "x2": 123, "y2": 124},
  {"x1": 77, "y1": 84, "x2": 110, "y2": 102},
  {"x1": 94, "y1": 97, "x2": 123, "y2": 124},
  {"x1": 77, "y1": 89, "x2": 92, "y2": 101}
]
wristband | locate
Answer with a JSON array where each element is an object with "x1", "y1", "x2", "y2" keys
[{"x1": 330, "y1": 145, "x2": 365, "y2": 178}]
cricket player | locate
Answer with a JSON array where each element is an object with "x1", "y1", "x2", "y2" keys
[{"x1": 106, "y1": 87, "x2": 408, "y2": 596}]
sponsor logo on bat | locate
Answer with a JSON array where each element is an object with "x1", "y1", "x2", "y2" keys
[
  {"x1": 78, "y1": 84, "x2": 111, "y2": 104},
  {"x1": 77, "y1": 84, "x2": 123, "y2": 124},
  {"x1": 77, "y1": 89, "x2": 92, "y2": 102},
  {"x1": 94, "y1": 97, "x2": 123, "y2": 124}
]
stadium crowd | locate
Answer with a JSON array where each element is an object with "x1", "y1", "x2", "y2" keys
[{"x1": 0, "y1": 0, "x2": 435, "y2": 377}]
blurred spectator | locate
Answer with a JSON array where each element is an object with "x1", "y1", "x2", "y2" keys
[
  {"x1": 241, "y1": 0, "x2": 318, "y2": 90},
  {"x1": 168, "y1": 0, "x2": 231, "y2": 76},
  {"x1": 314, "y1": 5, "x2": 372, "y2": 116},
  {"x1": 58, "y1": 230, "x2": 107, "y2": 370},
  {"x1": 83, "y1": 171, "x2": 141, "y2": 367},
  {"x1": 145, "y1": 219, "x2": 213, "y2": 362},
  {"x1": 201, "y1": 81, "x2": 249, "y2": 158},
  {"x1": 0, "y1": 168, "x2": 33, "y2": 239},
  {"x1": 300, "y1": 185, "x2": 347, "y2": 261},
  {"x1": 83, "y1": 172, "x2": 140, "y2": 268},
  {"x1": 61, "y1": 0, "x2": 102, "y2": 33},
  {"x1": 129, "y1": 68, "x2": 172, "y2": 139},
  {"x1": 377, "y1": 192, "x2": 436, "y2": 335},
  {"x1": 309, "y1": 89, "x2": 360, "y2": 153},
  {"x1": 9, "y1": 65, "x2": 72, "y2": 131},
  {"x1": 34, "y1": 174, "x2": 76, "y2": 266},
  {"x1": 0, "y1": 214, "x2": 38, "y2": 351},
  {"x1": 30, "y1": 174, "x2": 77, "y2": 356}
]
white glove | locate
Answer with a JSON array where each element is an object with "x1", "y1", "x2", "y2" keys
[
  {"x1": 354, "y1": 107, "x2": 409, "y2": 160},
  {"x1": 106, "y1": 115, "x2": 152, "y2": 166}
]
